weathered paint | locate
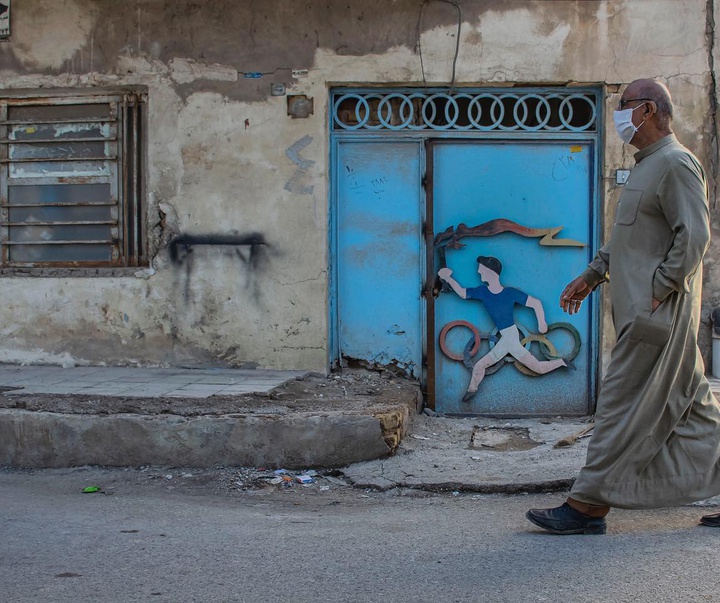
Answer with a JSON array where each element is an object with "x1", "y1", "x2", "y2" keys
[
  {"x1": 0, "y1": 0, "x2": 715, "y2": 378},
  {"x1": 335, "y1": 140, "x2": 424, "y2": 378}
]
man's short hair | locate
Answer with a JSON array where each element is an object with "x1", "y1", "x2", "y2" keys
[
  {"x1": 477, "y1": 255, "x2": 502, "y2": 275},
  {"x1": 637, "y1": 79, "x2": 674, "y2": 126}
]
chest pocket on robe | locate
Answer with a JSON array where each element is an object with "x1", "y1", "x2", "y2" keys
[{"x1": 616, "y1": 189, "x2": 644, "y2": 225}]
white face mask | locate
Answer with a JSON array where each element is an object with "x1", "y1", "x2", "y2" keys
[{"x1": 613, "y1": 104, "x2": 646, "y2": 144}]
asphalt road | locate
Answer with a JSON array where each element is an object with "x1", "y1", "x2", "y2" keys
[{"x1": 2, "y1": 467, "x2": 720, "y2": 603}]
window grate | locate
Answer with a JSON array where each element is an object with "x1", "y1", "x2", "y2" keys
[{"x1": 0, "y1": 91, "x2": 146, "y2": 269}]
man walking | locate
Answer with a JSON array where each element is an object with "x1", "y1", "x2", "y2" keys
[{"x1": 526, "y1": 78, "x2": 720, "y2": 534}]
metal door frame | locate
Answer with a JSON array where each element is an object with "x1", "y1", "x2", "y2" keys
[{"x1": 329, "y1": 87, "x2": 604, "y2": 414}]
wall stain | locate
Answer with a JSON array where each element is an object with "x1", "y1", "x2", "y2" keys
[
  {"x1": 284, "y1": 135, "x2": 315, "y2": 195},
  {"x1": 0, "y1": 0, "x2": 523, "y2": 102}
]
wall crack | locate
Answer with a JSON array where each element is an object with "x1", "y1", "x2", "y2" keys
[
  {"x1": 277, "y1": 276, "x2": 324, "y2": 286},
  {"x1": 706, "y1": 0, "x2": 719, "y2": 209}
]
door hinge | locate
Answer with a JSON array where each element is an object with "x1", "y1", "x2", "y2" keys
[{"x1": 421, "y1": 174, "x2": 427, "y2": 189}]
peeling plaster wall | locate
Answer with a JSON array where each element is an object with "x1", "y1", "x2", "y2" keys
[{"x1": 0, "y1": 0, "x2": 718, "y2": 373}]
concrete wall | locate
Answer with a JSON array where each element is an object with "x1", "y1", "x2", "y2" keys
[{"x1": 0, "y1": 0, "x2": 718, "y2": 373}]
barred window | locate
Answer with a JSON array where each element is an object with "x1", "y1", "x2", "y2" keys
[{"x1": 0, "y1": 90, "x2": 146, "y2": 271}]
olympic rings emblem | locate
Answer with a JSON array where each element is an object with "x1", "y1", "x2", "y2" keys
[{"x1": 438, "y1": 320, "x2": 582, "y2": 378}]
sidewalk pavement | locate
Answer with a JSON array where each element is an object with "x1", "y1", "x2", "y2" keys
[{"x1": 2, "y1": 364, "x2": 720, "y2": 498}]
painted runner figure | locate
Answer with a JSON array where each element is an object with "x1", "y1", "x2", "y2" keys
[
  {"x1": 526, "y1": 78, "x2": 720, "y2": 534},
  {"x1": 438, "y1": 256, "x2": 569, "y2": 402}
]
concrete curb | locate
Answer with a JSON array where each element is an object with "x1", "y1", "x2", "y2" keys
[
  {"x1": 0, "y1": 384, "x2": 422, "y2": 469},
  {"x1": 339, "y1": 415, "x2": 592, "y2": 494},
  {"x1": 346, "y1": 476, "x2": 577, "y2": 495},
  {"x1": 0, "y1": 410, "x2": 397, "y2": 469}
]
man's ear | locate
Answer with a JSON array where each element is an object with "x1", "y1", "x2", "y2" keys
[{"x1": 644, "y1": 100, "x2": 657, "y2": 116}]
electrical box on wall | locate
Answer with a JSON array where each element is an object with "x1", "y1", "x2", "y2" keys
[
  {"x1": 616, "y1": 169, "x2": 630, "y2": 185},
  {"x1": 0, "y1": 0, "x2": 10, "y2": 39},
  {"x1": 287, "y1": 95, "x2": 313, "y2": 119}
]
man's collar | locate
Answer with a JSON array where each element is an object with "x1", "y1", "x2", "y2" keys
[{"x1": 634, "y1": 134, "x2": 676, "y2": 162}]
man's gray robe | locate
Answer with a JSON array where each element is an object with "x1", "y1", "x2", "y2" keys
[{"x1": 571, "y1": 134, "x2": 720, "y2": 509}]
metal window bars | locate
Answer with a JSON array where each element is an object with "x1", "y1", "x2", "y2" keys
[{"x1": 0, "y1": 91, "x2": 146, "y2": 268}]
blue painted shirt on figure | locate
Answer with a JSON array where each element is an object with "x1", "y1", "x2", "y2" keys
[{"x1": 465, "y1": 286, "x2": 529, "y2": 330}]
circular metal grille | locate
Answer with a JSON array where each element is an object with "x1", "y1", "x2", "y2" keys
[{"x1": 332, "y1": 90, "x2": 598, "y2": 133}]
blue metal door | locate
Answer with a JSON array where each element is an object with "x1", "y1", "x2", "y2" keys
[
  {"x1": 431, "y1": 141, "x2": 597, "y2": 415},
  {"x1": 334, "y1": 140, "x2": 424, "y2": 377}
]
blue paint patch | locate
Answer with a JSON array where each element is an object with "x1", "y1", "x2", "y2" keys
[{"x1": 334, "y1": 140, "x2": 423, "y2": 378}]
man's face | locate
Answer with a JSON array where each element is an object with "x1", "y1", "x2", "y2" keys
[
  {"x1": 477, "y1": 263, "x2": 496, "y2": 282},
  {"x1": 616, "y1": 85, "x2": 650, "y2": 130}
]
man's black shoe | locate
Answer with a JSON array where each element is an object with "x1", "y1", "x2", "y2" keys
[
  {"x1": 700, "y1": 512, "x2": 720, "y2": 527},
  {"x1": 526, "y1": 502, "x2": 607, "y2": 535}
]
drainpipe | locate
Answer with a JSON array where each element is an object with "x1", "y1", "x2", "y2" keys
[{"x1": 712, "y1": 307, "x2": 720, "y2": 378}]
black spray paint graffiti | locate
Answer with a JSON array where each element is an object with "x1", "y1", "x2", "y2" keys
[
  {"x1": 168, "y1": 233, "x2": 269, "y2": 302},
  {"x1": 284, "y1": 135, "x2": 315, "y2": 195},
  {"x1": 169, "y1": 233, "x2": 268, "y2": 264}
]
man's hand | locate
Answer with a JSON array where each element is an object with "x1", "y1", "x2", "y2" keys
[
  {"x1": 560, "y1": 276, "x2": 592, "y2": 315},
  {"x1": 438, "y1": 267, "x2": 452, "y2": 281}
]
